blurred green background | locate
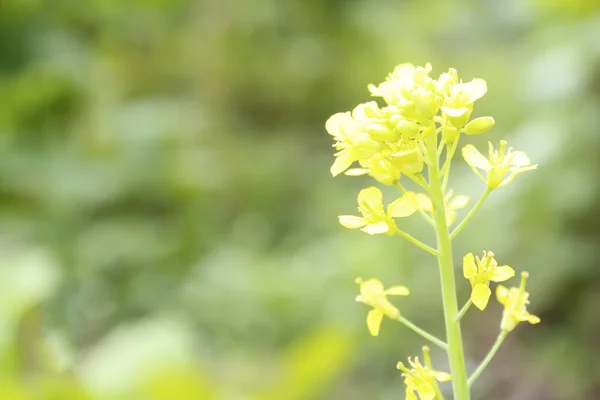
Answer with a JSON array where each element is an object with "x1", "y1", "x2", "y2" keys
[{"x1": 1, "y1": 0, "x2": 600, "y2": 399}]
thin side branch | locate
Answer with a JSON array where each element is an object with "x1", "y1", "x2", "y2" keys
[
  {"x1": 397, "y1": 316, "x2": 449, "y2": 351},
  {"x1": 450, "y1": 188, "x2": 492, "y2": 240},
  {"x1": 395, "y1": 230, "x2": 439, "y2": 257},
  {"x1": 468, "y1": 330, "x2": 508, "y2": 387},
  {"x1": 454, "y1": 299, "x2": 472, "y2": 322}
]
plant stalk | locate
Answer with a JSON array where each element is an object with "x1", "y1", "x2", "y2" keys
[{"x1": 425, "y1": 131, "x2": 470, "y2": 400}]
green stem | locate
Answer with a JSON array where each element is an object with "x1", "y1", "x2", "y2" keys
[
  {"x1": 425, "y1": 131, "x2": 470, "y2": 400},
  {"x1": 394, "y1": 182, "x2": 434, "y2": 227},
  {"x1": 397, "y1": 316, "x2": 448, "y2": 351},
  {"x1": 441, "y1": 138, "x2": 459, "y2": 193},
  {"x1": 423, "y1": 346, "x2": 445, "y2": 400},
  {"x1": 468, "y1": 330, "x2": 508, "y2": 387},
  {"x1": 450, "y1": 188, "x2": 492, "y2": 240},
  {"x1": 395, "y1": 230, "x2": 439, "y2": 257},
  {"x1": 454, "y1": 299, "x2": 472, "y2": 322}
]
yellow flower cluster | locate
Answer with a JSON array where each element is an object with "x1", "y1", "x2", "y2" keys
[
  {"x1": 326, "y1": 63, "x2": 492, "y2": 184},
  {"x1": 331, "y1": 63, "x2": 541, "y2": 397}
]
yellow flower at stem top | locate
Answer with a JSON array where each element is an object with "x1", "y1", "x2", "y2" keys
[
  {"x1": 463, "y1": 251, "x2": 515, "y2": 310},
  {"x1": 462, "y1": 140, "x2": 537, "y2": 189},
  {"x1": 338, "y1": 187, "x2": 418, "y2": 235},
  {"x1": 497, "y1": 272, "x2": 541, "y2": 332},
  {"x1": 397, "y1": 357, "x2": 451, "y2": 400},
  {"x1": 368, "y1": 63, "x2": 432, "y2": 107},
  {"x1": 416, "y1": 190, "x2": 469, "y2": 227},
  {"x1": 440, "y1": 78, "x2": 488, "y2": 128},
  {"x1": 355, "y1": 278, "x2": 410, "y2": 336}
]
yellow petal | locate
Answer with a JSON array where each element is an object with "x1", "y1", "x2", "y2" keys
[
  {"x1": 462, "y1": 145, "x2": 492, "y2": 171},
  {"x1": 331, "y1": 153, "x2": 353, "y2": 177},
  {"x1": 358, "y1": 187, "x2": 384, "y2": 213},
  {"x1": 441, "y1": 106, "x2": 470, "y2": 117},
  {"x1": 377, "y1": 298, "x2": 401, "y2": 319},
  {"x1": 416, "y1": 193, "x2": 432, "y2": 212},
  {"x1": 526, "y1": 314, "x2": 541, "y2": 325},
  {"x1": 344, "y1": 168, "x2": 369, "y2": 176},
  {"x1": 361, "y1": 221, "x2": 390, "y2": 235},
  {"x1": 460, "y1": 78, "x2": 487, "y2": 103},
  {"x1": 338, "y1": 215, "x2": 366, "y2": 229},
  {"x1": 416, "y1": 383, "x2": 436, "y2": 400},
  {"x1": 496, "y1": 285, "x2": 508, "y2": 304},
  {"x1": 325, "y1": 112, "x2": 353, "y2": 139},
  {"x1": 388, "y1": 192, "x2": 418, "y2": 218},
  {"x1": 359, "y1": 279, "x2": 384, "y2": 301},
  {"x1": 366, "y1": 309, "x2": 384, "y2": 336},
  {"x1": 490, "y1": 265, "x2": 515, "y2": 282},
  {"x1": 433, "y1": 371, "x2": 451, "y2": 382},
  {"x1": 510, "y1": 151, "x2": 531, "y2": 167},
  {"x1": 463, "y1": 253, "x2": 477, "y2": 279},
  {"x1": 385, "y1": 286, "x2": 410, "y2": 296},
  {"x1": 449, "y1": 195, "x2": 469, "y2": 210},
  {"x1": 472, "y1": 283, "x2": 492, "y2": 310}
]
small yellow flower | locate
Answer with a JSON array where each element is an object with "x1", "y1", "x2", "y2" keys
[
  {"x1": 325, "y1": 103, "x2": 381, "y2": 176},
  {"x1": 463, "y1": 251, "x2": 515, "y2": 310},
  {"x1": 497, "y1": 272, "x2": 541, "y2": 332},
  {"x1": 368, "y1": 63, "x2": 442, "y2": 125},
  {"x1": 462, "y1": 140, "x2": 537, "y2": 189},
  {"x1": 368, "y1": 63, "x2": 426, "y2": 106},
  {"x1": 416, "y1": 190, "x2": 469, "y2": 227},
  {"x1": 397, "y1": 357, "x2": 451, "y2": 400},
  {"x1": 355, "y1": 278, "x2": 410, "y2": 336},
  {"x1": 440, "y1": 78, "x2": 487, "y2": 128},
  {"x1": 339, "y1": 187, "x2": 418, "y2": 235},
  {"x1": 435, "y1": 68, "x2": 458, "y2": 97}
]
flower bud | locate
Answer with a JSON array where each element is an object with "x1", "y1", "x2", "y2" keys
[
  {"x1": 365, "y1": 123, "x2": 398, "y2": 142},
  {"x1": 464, "y1": 116, "x2": 495, "y2": 135},
  {"x1": 395, "y1": 120, "x2": 420, "y2": 138}
]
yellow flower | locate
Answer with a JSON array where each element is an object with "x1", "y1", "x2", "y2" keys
[
  {"x1": 440, "y1": 78, "x2": 487, "y2": 128},
  {"x1": 462, "y1": 141, "x2": 537, "y2": 189},
  {"x1": 497, "y1": 272, "x2": 541, "y2": 332},
  {"x1": 368, "y1": 63, "x2": 442, "y2": 125},
  {"x1": 355, "y1": 278, "x2": 410, "y2": 336},
  {"x1": 463, "y1": 251, "x2": 515, "y2": 310},
  {"x1": 368, "y1": 63, "x2": 424, "y2": 106},
  {"x1": 325, "y1": 103, "x2": 381, "y2": 176},
  {"x1": 338, "y1": 187, "x2": 418, "y2": 235},
  {"x1": 397, "y1": 357, "x2": 451, "y2": 400},
  {"x1": 416, "y1": 190, "x2": 469, "y2": 227},
  {"x1": 435, "y1": 68, "x2": 458, "y2": 97}
]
